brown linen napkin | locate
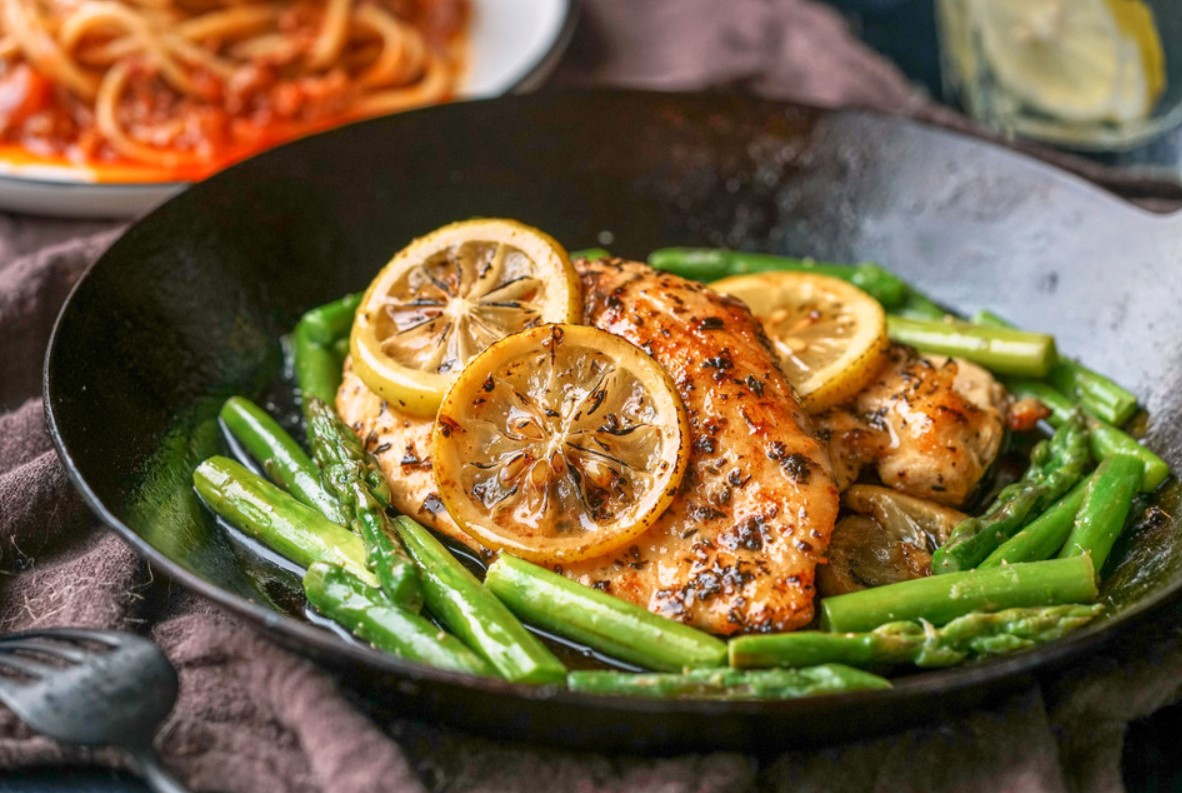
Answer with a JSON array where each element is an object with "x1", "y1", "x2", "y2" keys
[
  {"x1": 2, "y1": 1, "x2": 1179, "y2": 791},
  {"x1": 551, "y1": 0, "x2": 923, "y2": 112}
]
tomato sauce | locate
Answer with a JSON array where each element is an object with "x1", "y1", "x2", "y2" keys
[{"x1": 0, "y1": 0, "x2": 468, "y2": 184}]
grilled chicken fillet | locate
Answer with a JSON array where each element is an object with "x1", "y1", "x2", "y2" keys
[
  {"x1": 337, "y1": 258, "x2": 840, "y2": 635},
  {"x1": 813, "y1": 346, "x2": 1006, "y2": 507}
]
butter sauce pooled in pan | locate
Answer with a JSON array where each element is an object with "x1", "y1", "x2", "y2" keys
[{"x1": 194, "y1": 219, "x2": 1169, "y2": 700}]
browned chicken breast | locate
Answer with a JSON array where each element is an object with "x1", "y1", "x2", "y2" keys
[
  {"x1": 812, "y1": 345, "x2": 1006, "y2": 507},
  {"x1": 337, "y1": 258, "x2": 841, "y2": 635}
]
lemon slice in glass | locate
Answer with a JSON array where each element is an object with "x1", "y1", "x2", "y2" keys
[
  {"x1": 432, "y1": 324, "x2": 690, "y2": 564},
  {"x1": 710, "y1": 272, "x2": 888, "y2": 413},
  {"x1": 350, "y1": 219, "x2": 581, "y2": 416},
  {"x1": 970, "y1": 0, "x2": 1164, "y2": 123},
  {"x1": 1108, "y1": 0, "x2": 1166, "y2": 121}
]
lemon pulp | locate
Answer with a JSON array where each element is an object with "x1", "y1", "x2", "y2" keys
[
  {"x1": 350, "y1": 219, "x2": 581, "y2": 416},
  {"x1": 710, "y1": 272, "x2": 889, "y2": 413},
  {"x1": 432, "y1": 324, "x2": 690, "y2": 563}
]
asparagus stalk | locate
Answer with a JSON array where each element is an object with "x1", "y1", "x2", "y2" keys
[
  {"x1": 892, "y1": 288, "x2": 951, "y2": 320},
  {"x1": 305, "y1": 397, "x2": 390, "y2": 504},
  {"x1": 219, "y1": 396, "x2": 346, "y2": 523},
  {"x1": 292, "y1": 294, "x2": 361, "y2": 415},
  {"x1": 294, "y1": 318, "x2": 345, "y2": 413},
  {"x1": 886, "y1": 315, "x2": 1056, "y2": 377},
  {"x1": 303, "y1": 562, "x2": 493, "y2": 677},
  {"x1": 307, "y1": 399, "x2": 419, "y2": 609},
  {"x1": 331, "y1": 336, "x2": 350, "y2": 362},
  {"x1": 297, "y1": 293, "x2": 362, "y2": 346},
  {"x1": 932, "y1": 413, "x2": 1090, "y2": 573},
  {"x1": 1048, "y1": 364, "x2": 1139, "y2": 429},
  {"x1": 192, "y1": 456, "x2": 376, "y2": 586},
  {"x1": 392, "y1": 517, "x2": 567, "y2": 684},
  {"x1": 973, "y1": 310, "x2": 1138, "y2": 426},
  {"x1": 484, "y1": 555, "x2": 727, "y2": 672},
  {"x1": 730, "y1": 604, "x2": 1102, "y2": 670},
  {"x1": 570, "y1": 247, "x2": 612, "y2": 260},
  {"x1": 978, "y1": 478, "x2": 1090, "y2": 568},
  {"x1": 648, "y1": 248, "x2": 911, "y2": 309},
  {"x1": 567, "y1": 664, "x2": 891, "y2": 699},
  {"x1": 1059, "y1": 454, "x2": 1144, "y2": 571},
  {"x1": 1004, "y1": 378, "x2": 1168, "y2": 491},
  {"x1": 819, "y1": 555, "x2": 1098, "y2": 633}
]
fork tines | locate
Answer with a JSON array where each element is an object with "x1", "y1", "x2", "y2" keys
[{"x1": 0, "y1": 629, "x2": 125, "y2": 683}]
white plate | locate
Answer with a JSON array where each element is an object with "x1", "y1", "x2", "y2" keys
[{"x1": 0, "y1": 0, "x2": 576, "y2": 219}]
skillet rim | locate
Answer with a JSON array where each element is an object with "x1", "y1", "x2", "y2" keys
[{"x1": 40, "y1": 89, "x2": 1181, "y2": 728}]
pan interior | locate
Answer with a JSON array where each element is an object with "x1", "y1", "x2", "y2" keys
[{"x1": 44, "y1": 91, "x2": 1182, "y2": 747}]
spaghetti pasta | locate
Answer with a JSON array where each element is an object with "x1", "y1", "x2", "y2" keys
[{"x1": 0, "y1": 0, "x2": 467, "y2": 180}]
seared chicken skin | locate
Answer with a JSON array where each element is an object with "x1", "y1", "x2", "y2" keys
[
  {"x1": 337, "y1": 259, "x2": 840, "y2": 635},
  {"x1": 813, "y1": 346, "x2": 1006, "y2": 508}
]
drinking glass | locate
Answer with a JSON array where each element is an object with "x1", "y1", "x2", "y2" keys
[{"x1": 937, "y1": 0, "x2": 1182, "y2": 150}]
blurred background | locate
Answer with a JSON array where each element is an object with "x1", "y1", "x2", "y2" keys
[
  {"x1": 822, "y1": 0, "x2": 942, "y2": 96},
  {"x1": 823, "y1": 0, "x2": 1182, "y2": 187}
]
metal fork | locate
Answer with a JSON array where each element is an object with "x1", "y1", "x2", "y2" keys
[{"x1": 0, "y1": 628, "x2": 186, "y2": 793}]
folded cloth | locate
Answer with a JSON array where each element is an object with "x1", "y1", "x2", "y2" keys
[
  {"x1": 1, "y1": 2, "x2": 1179, "y2": 791},
  {"x1": 550, "y1": 0, "x2": 923, "y2": 112}
]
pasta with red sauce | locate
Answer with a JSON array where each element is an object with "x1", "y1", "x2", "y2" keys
[{"x1": 0, "y1": 0, "x2": 467, "y2": 181}]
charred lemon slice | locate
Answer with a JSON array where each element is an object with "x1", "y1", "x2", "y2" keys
[
  {"x1": 351, "y1": 219, "x2": 581, "y2": 416},
  {"x1": 711, "y1": 272, "x2": 888, "y2": 413},
  {"x1": 432, "y1": 324, "x2": 689, "y2": 563}
]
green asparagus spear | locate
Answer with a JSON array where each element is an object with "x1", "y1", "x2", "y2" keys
[
  {"x1": 484, "y1": 555, "x2": 726, "y2": 672},
  {"x1": 1059, "y1": 454, "x2": 1143, "y2": 571},
  {"x1": 886, "y1": 315, "x2": 1056, "y2": 377},
  {"x1": 567, "y1": 664, "x2": 891, "y2": 699},
  {"x1": 978, "y1": 478, "x2": 1090, "y2": 568},
  {"x1": 1004, "y1": 378, "x2": 1168, "y2": 491},
  {"x1": 973, "y1": 310, "x2": 1138, "y2": 426},
  {"x1": 348, "y1": 489, "x2": 420, "y2": 608},
  {"x1": 297, "y1": 293, "x2": 362, "y2": 346},
  {"x1": 1047, "y1": 363, "x2": 1139, "y2": 428},
  {"x1": 306, "y1": 399, "x2": 420, "y2": 609},
  {"x1": 730, "y1": 604, "x2": 1103, "y2": 670},
  {"x1": 219, "y1": 396, "x2": 346, "y2": 523},
  {"x1": 932, "y1": 413, "x2": 1090, "y2": 573},
  {"x1": 303, "y1": 562, "x2": 493, "y2": 676},
  {"x1": 819, "y1": 555, "x2": 1098, "y2": 633},
  {"x1": 294, "y1": 318, "x2": 345, "y2": 413},
  {"x1": 193, "y1": 456, "x2": 376, "y2": 585},
  {"x1": 392, "y1": 517, "x2": 567, "y2": 684},
  {"x1": 305, "y1": 397, "x2": 390, "y2": 503},
  {"x1": 648, "y1": 248, "x2": 911, "y2": 309},
  {"x1": 570, "y1": 248, "x2": 612, "y2": 260},
  {"x1": 292, "y1": 294, "x2": 362, "y2": 415},
  {"x1": 894, "y1": 290, "x2": 950, "y2": 321},
  {"x1": 331, "y1": 336, "x2": 350, "y2": 364}
]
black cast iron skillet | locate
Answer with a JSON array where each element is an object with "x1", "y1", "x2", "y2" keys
[{"x1": 44, "y1": 91, "x2": 1182, "y2": 753}]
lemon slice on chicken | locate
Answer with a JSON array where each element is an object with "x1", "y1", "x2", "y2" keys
[
  {"x1": 350, "y1": 219, "x2": 581, "y2": 416},
  {"x1": 432, "y1": 324, "x2": 690, "y2": 564},
  {"x1": 711, "y1": 272, "x2": 888, "y2": 413}
]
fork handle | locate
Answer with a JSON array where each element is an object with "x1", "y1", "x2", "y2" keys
[{"x1": 131, "y1": 745, "x2": 189, "y2": 793}]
